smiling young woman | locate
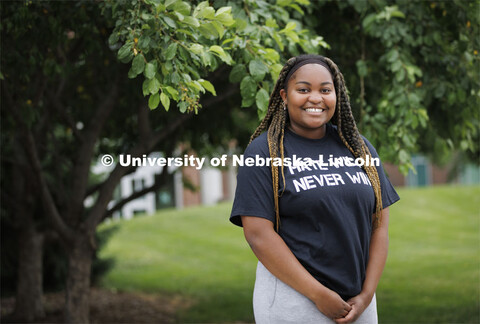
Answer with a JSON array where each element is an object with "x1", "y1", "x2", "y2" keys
[{"x1": 230, "y1": 55, "x2": 400, "y2": 323}]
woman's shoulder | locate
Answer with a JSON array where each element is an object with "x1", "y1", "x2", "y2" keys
[
  {"x1": 329, "y1": 124, "x2": 380, "y2": 158},
  {"x1": 360, "y1": 135, "x2": 380, "y2": 158},
  {"x1": 244, "y1": 132, "x2": 269, "y2": 157}
]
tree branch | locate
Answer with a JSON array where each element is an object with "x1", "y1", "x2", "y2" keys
[
  {"x1": 85, "y1": 81, "x2": 238, "y2": 234},
  {"x1": 103, "y1": 160, "x2": 170, "y2": 220},
  {"x1": 46, "y1": 88, "x2": 83, "y2": 141},
  {"x1": 2, "y1": 82, "x2": 75, "y2": 242},
  {"x1": 84, "y1": 112, "x2": 193, "y2": 233},
  {"x1": 67, "y1": 76, "x2": 120, "y2": 226},
  {"x1": 138, "y1": 103, "x2": 152, "y2": 142}
]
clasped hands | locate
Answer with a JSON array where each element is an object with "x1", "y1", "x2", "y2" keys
[{"x1": 314, "y1": 289, "x2": 371, "y2": 324}]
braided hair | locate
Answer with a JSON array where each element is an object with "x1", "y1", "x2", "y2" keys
[{"x1": 249, "y1": 54, "x2": 383, "y2": 231}]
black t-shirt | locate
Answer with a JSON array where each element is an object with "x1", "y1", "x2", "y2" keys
[{"x1": 230, "y1": 123, "x2": 400, "y2": 300}]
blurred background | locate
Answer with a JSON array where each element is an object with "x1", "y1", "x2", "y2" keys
[{"x1": 1, "y1": 0, "x2": 479, "y2": 323}]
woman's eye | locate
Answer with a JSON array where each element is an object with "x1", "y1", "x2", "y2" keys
[
  {"x1": 321, "y1": 88, "x2": 332, "y2": 93},
  {"x1": 298, "y1": 88, "x2": 309, "y2": 93}
]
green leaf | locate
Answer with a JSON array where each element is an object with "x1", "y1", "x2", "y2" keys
[
  {"x1": 242, "y1": 96, "x2": 255, "y2": 108},
  {"x1": 270, "y1": 63, "x2": 283, "y2": 81},
  {"x1": 132, "y1": 54, "x2": 145, "y2": 75},
  {"x1": 149, "y1": 93, "x2": 160, "y2": 109},
  {"x1": 356, "y1": 60, "x2": 368, "y2": 77},
  {"x1": 277, "y1": 0, "x2": 293, "y2": 7},
  {"x1": 272, "y1": 32, "x2": 284, "y2": 51},
  {"x1": 285, "y1": 30, "x2": 299, "y2": 43},
  {"x1": 263, "y1": 49, "x2": 280, "y2": 63},
  {"x1": 108, "y1": 33, "x2": 119, "y2": 46},
  {"x1": 216, "y1": 6, "x2": 231, "y2": 15},
  {"x1": 215, "y1": 13, "x2": 235, "y2": 26},
  {"x1": 165, "y1": 43, "x2": 178, "y2": 60},
  {"x1": 362, "y1": 13, "x2": 376, "y2": 32},
  {"x1": 211, "y1": 21, "x2": 226, "y2": 39},
  {"x1": 138, "y1": 35, "x2": 151, "y2": 49},
  {"x1": 142, "y1": 80, "x2": 150, "y2": 96},
  {"x1": 411, "y1": 114, "x2": 418, "y2": 129},
  {"x1": 179, "y1": 101, "x2": 188, "y2": 113},
  {"x1": 201, "y1": 52, "x2": 215, "y2": 67},
  {"x1": 240, "y1": 76, "x2": 257, "y2": 107},
  {"x1": 391, "y1": 60, "x2": 402, "y2": 72},
  {"x1": 174, "y1": 11, "x2": 185, "y2": 21},
  {"x1": 183, "y1": 16, "x2": 200, "y2": 27},
  {"x1": 165, "y1": 0, "x2": 179, "y2": 9},
  {"x1": 399, "y1": 149, "x2": 409, "y2": 162},
  {"x1": 249, "y1": 59, "x2": 269, "y2": 82},
  {"x1": 390, "y1": 10, "x2": 406, "y2": 19},
  {"x1": 188, "y1": 80, "x2": 203, "y2": 93},
  {"x1": 164, "y1": 86, "x2": 179, "y2": 100},
  {"x1": 144, "y1": 62, "x2": 156, "y2": 79},
  {"x1": 288, "y1": 3, "x2": 304, "y2": 15},
  {"x1": 117, "y1": 42, "x2": 133, "y2": 62},
  {"x1": 189, "y1": 44, "x2": 204, "y2": 55},
  {"x1": 163, "y1": 16, "x2": 177, "y2": 28},
  {"x1": 256, "y1": 88, "x2": 270, "y2": 112},
  {"x1": 199, "y1": 23, "x2": 219, "y2": 39},
  {"x1": 141, "y1": 12, "x2": 154, "y2": 21},
  {"x1": 209, "y1": 45, "x2": 232, "y2": 64},
  {"x1": 386, "y1": 49, "x2": 399, "y2": 63},
  {"x1": 194, "y1": 0, "x2": 209, "y2": 12},
  {"x1": 148, "y1": 78, "x2": 161, "y2": 94},
  {"x1": 172, "y1": 1, "x2": 191, "y2": 15},
  {"x1": 199, "y1": 79, "x2": 216, "y2": 96},
  {"x1": 128, "y1": 67, "x2": 137, "y2": 79},
  {"x1": 395, "y1": 68, "x2": 405, "y2": 82},
  {"x1": 280, "y1": 22, "x2": 296, "y2": 33},
  {"x1": 196, "y1": 6, "x2": 215, "y2": 19},
  {"x1": 266, "y1": 18, "x2": 279, "y2": 28},
  {"x1": 160, "y1": 92, "x2": 170, "y2": 111},
  {"x1": 235, "y1": 18, "x2": 248, "y2": 32},
  {"x1": 229, "y1": 64, "x2": 247, "y2": 83}
]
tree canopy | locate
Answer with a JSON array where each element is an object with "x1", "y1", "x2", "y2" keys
[
  {"x1": 108, "y1": 0, "x2": 480, "y2": 172},
  {"x1": 103, "y1": 0, "x2": 326, "y2": 117},
  {"x1": 305, "y1": 0, "x2": 479, "y2": 172}
]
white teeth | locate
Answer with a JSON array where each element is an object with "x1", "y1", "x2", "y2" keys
[{"x1": 305, "y1": 108, "x2": 325, "y2": 112}]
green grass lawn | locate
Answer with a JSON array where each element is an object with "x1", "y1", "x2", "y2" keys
[{"x1": 98, "y1": 185, "x2": 480, "y2": 323}]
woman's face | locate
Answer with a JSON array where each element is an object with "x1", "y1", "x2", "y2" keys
[{"x1": 280, "y1": 63, "x2": 336, "y2": 139}]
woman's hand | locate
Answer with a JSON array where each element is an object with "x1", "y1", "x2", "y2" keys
[
  {"x1": 242, "y1": 216, "x2": 354, "y2": 321},
  {"x1": 312, "y1": 289, "x2": 352, "y2": 320},
  {"x1": 334, "y1": 293, "x2": 371, "y2": 324}
]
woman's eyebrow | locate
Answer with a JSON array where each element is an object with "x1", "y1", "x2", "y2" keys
[{"x1": 295, "y1": 81, "x2": 333, "y2": 86}]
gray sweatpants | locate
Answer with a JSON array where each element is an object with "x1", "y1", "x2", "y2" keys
[{"x1": 253, "y1": 262, "x2": 378, "y2": 324}]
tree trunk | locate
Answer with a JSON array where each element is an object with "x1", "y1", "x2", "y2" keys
[
  {"x1": 64, "y1": 238, "x2": 94, "y2": 323},
  {"x1": 13, "y1": 225, "x2": 46, "y2": 321}
]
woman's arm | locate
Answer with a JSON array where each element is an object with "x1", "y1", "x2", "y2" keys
[
  {"x1": 242, "y1": 215, "x2": 352, "y2": 320},
  {"x1": 335, "y1": 207, "x2": 390, "y2": 324}
]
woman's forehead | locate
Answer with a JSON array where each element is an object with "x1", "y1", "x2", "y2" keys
[{"x1": 289, "y1": 63, "x2": 333, "y2": 81}]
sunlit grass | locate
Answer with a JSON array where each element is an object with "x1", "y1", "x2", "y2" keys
[{"x1": 99, "y1": 185, "x2": 480, "y2": 323}]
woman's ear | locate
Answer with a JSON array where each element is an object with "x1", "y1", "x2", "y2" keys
[{"x1": 279, "y1": 89, "x2": 287, "y2": 103}]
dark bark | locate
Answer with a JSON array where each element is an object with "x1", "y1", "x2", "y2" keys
[
  {"x1": 9, "y1": 137, "x2": 46, "y2": 322},
  {"x1": 65, "y1": 237, "x2": 94, "y2": 324},
  {"x1": 13, "y1": 226, "x2": 46, "y2": 322}
]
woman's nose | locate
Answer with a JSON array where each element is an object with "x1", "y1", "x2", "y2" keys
[{"x1": 308, "y1": 91, "x2": 324, "y2": 103}]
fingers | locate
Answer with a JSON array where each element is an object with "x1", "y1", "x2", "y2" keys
[
  {"x1": 332, "y1": 307, "x2": 352, "y2": 323},
  {"x1": 343, "y1": 302, "x2": 353, "y2": 312},
  {"x1": 334, "y1": 306, "x2": 358, "y2": 324}
]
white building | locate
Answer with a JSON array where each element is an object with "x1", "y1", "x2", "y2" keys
[{"x1": 89, "y1": 152, "x2": 236, "y2": 220}]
